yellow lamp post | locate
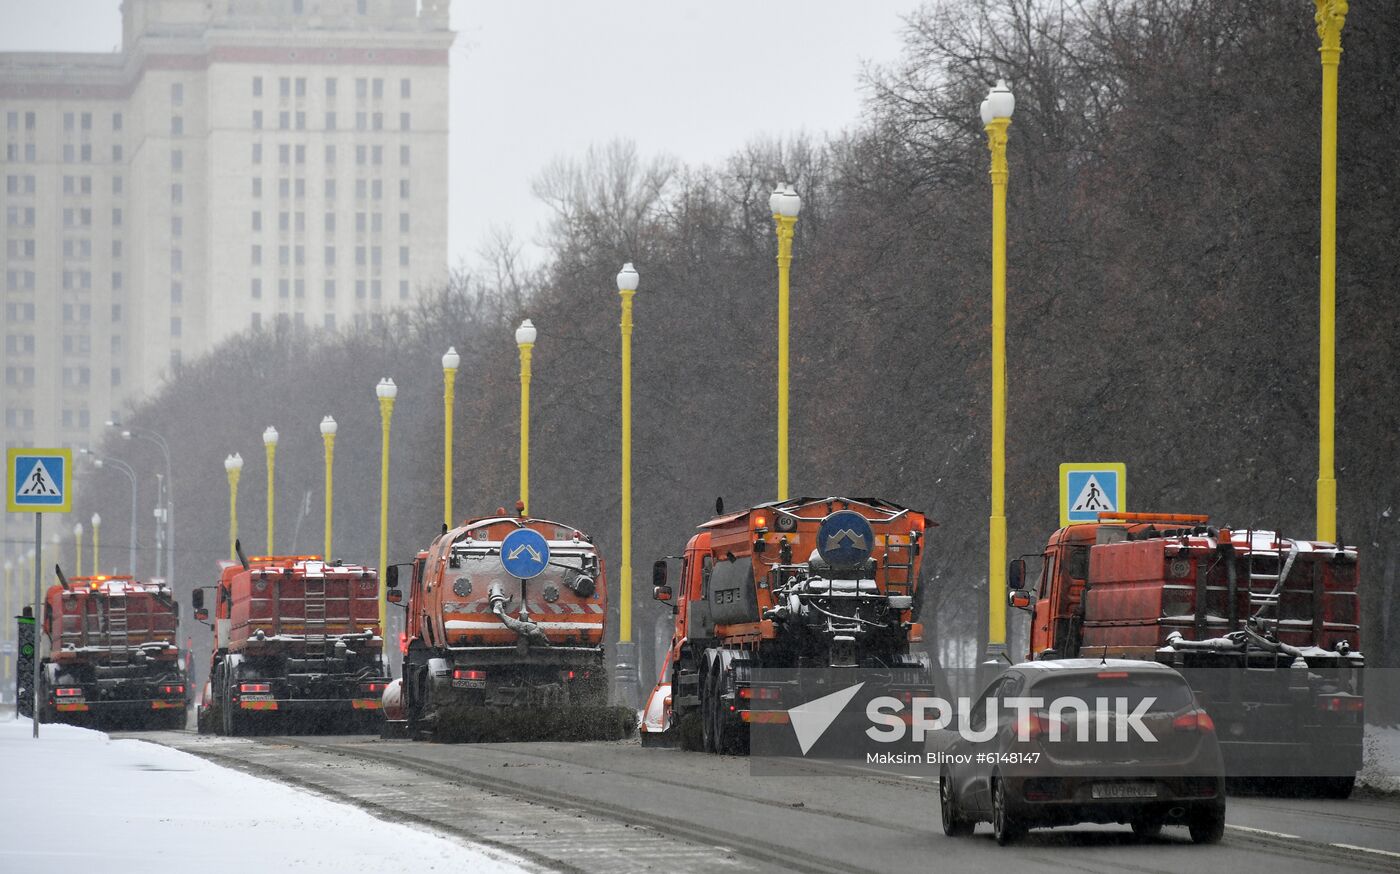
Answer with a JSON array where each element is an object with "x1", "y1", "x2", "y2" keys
[
  {"x1": 90, "y1": 513, "x2": 101, "y2": 575},
  {"x1": 1314, "y1": 0, "x2": 1347, "y2": 543},
  {"x1": 320, "y1": 416, "x2": 337, "y2": 559},
  {"x1": 769, "y1": 183, "x2": 801, "y2": 501},
  {"x1": 515, "y1": 320, "x2": 537, "y2": 514},
  {"x1": 73, "y1": 522, "x2": 84, "y2": 577},
  {"x1": 442, "y1": 347, "x2": 460, "y2": 528},
  {"x1": 981, "y1": 79, "x2": 1015, "y2": 658},
  {"x1": 224, "y1": 453, "x2": 243, "y2": 563},
  {"x1": 616, "y1": 262, "x2": 641, "y2": 707},
  {"x1": 376, "y1": 378, "x2": 397, "y2": 646},
  {"x1": 263, "y1": 426, "x2": 278, "y2": 554}
]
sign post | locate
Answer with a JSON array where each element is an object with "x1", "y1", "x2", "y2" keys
[
  {"x1": 1059, "y1": 462, "x2": 1127, "y2": 527},
  {"x1": 7, "y1": 447, "x2": 73, "y2": 738}
]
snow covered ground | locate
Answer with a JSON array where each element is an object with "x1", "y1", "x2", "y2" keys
[
  {"x1": 0, "y1": 717, "x2": 533, "y2": 874},
  {"x1": 1362, "y1": 724, "x2": 1400, "y2": 795}
]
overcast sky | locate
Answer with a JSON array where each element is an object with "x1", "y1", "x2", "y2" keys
[{"x1": 0, "y1": 0, "x2": 923, "y2": 268}]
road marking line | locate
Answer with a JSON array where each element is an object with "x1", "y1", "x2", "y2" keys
[
  {"x1": 1225, "y1": 824, "x2": 1301, "y2": 840},
  {"x1": 1331, "y1": 843, "x2": 1400, "y2": 859}
]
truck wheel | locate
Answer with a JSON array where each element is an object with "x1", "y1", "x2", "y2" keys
[
  {"x1": 1187, "y1": 805, "x2": 1225, "y2": 844},
  {"x1": 676, "y1": 711, "x2": 704, "y2": 751},
  {"x1": 701, "y1": 667, "x2": 719, "y2": 754}
]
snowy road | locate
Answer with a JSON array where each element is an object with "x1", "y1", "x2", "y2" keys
[
  {"x1": 120, "y1": 729, "x2": 1400, "y2": 874},
  {"x1": 0, "y1": 718, "x2": 533, "y2": 874}
]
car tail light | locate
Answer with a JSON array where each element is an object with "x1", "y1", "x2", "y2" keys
[
  {"x1": 239, "y1": 682, "x2": 271, "y2": 694},
  {"x1": 1172, "y1": 710, "x2": 1215, "y2": 732},
  {"x1": 1318, "y1": 695, "x2": 1363, "y2": 713},
  {"x1": 160, "y1": 684, "x2": 185, "y2": 695},
  {"x1": 55, "y1": 687, "x2": 83, "y2": 698},
  {"x1": 1016, "y1": 712, "x2": 1063, "y2": 740},
  {"x1": 1181, "y1": 777, "x2": 1219, "y2": 798},
  {"x1": 738, "y1": 687, "x2": 781, "y2": 701},
  {"x1": 1022, "y1": 777, "x2": 1064, "y2": 801},
  {"x1": 452, "y1": 669, "x2": 486, "y2": 682},
  {"x1": 359, "y1": 682, "x2": 387, "y2": 695}
]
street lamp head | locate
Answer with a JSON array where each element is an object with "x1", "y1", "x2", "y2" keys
[
  {"x1": 979, "y1": 96, "x2": 993, "y2": 125},
  {"x1": 777, "y1": 184, "x2": 801, "y2": 218},
  {"x1": 91, "y1": 513, "x2": 101, "y2": 527},
  {"x1": 74, "y1": 522, "x2": 83, "y2": 537},
  {"x1": 120, "y1": 430, "x2": 132, "y2": 440},
  {"x1": 263, "y1": 425, "x2": 279, "y2": 446},
  {"x1": 617, "y1": 262, "x2": 639, "y2": 291},
  {"x1": 515, "y1": 319, "x2": 537, "y2": 347},
  {"x1": 225, "y1": 453, "x2": 243, "y2": 473},
  {"x1": 320, "y1": 415, "x2": 337, "y2": 436},
  {"x1": 376, "y1": 377, "x2": 398, "y2": 400},
  {"x1": 104, "y1": 419, "x2": 119, "y2": 428},
  {"x1": 442, "y1": 346, "x2": 460, "y2": 371},
  {"x1": 93, "y1": 459, "x2": 104, "y2": 469},
  {"x1": 985, "y1": 79, "x2": 1015, "y2": 120},
  {"x1": 769, "y1": 183, "x2": 787, "y2": 215}
]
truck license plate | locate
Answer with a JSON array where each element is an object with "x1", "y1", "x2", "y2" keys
[
  {"x1": 1092, "y1": 782, "x2": 1158, "y2": 799},
  {"x1": 451, "y1": 678, "x2": 485, "y2": 689}
]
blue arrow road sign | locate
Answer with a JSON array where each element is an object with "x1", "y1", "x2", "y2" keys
[
  {"x1": 500, "y1": 527, "x2": 551, "y2": 580},
  {"x1": 817, "y1": 510, "x2": 875, "y2": 569}
]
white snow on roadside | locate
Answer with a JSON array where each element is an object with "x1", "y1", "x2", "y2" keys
[
  {"x1": 1361, "y1": 724, "x2": 1400, "y2": 794},
  {"x1": 0, "y1": 717, "x2": 533, "y2": 874}
]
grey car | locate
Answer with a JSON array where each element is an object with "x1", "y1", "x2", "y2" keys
[{"x1": 938, "y1": 659, "x2": 1226, "y2": 845}]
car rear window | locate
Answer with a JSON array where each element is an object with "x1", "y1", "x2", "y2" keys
[{"x1": 1031, "y1": 673, "x2": 1194, "y2": 713}]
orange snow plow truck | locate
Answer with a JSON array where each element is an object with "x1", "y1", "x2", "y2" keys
[
  {"x1": 643, "y1": 497, "x2": 937, "y2": 753},
  {"x1": 1009, "y1": 512, "x2": 1364, "y2": 796},
  {"x1": 194, "y1": 542, "x2": 389, "y2": 735},
  {"x1": 39, "y1": 571, "x2": 188, "y2": 729},
  {"x1": 383, "y1": 512, "x2": 631, "y2": 741}
]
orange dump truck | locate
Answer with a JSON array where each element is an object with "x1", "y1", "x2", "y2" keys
[
  {"x1": 40, "y1": 573, "x2": 187, "y2": 729},
  {"x1": 645, "y1": 497, "x2": 937, "y2": 753},
  {"x1": 384, "y1": 513, "x2": 609, "y2": 737},
  {"x1": 195, "y1": 545, "x2": 389, "y2": 735},
  {"x1": 1009, "y1": 512, "x2": 1364, "y2": 795}
]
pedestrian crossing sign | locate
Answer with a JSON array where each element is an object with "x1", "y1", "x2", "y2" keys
[
  {"x1": 7, "y1": 447, "x2": 72, "y2": 513},
  {"x1": 1060, "y1": 462, "x2": 1126, "y2": 527}
]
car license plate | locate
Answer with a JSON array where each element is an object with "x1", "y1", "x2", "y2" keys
[{"x1": 1092, "y1": 782, "x2": 1158, "y2": 799}]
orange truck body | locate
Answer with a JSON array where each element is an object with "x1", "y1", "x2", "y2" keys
[
  {"x1": 202, "y1": 554, "x2": 388, "y2": 734},
  {"x1": 40, "y1": 575, "x2": 187, "y2": 727},
  {"x1": 647, "y1": 497, "x2": 937, "y2": 752},
  {"x1": 391, "y1": 514, "x2": 609, "y2": 732},
  {"x1": 1014, "y1": 513, "x2": 1364, "y2": 788}
]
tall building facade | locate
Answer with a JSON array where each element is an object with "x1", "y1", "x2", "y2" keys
[{"x1": 0, "y1": 0, "x2": 452, "y2": 564}]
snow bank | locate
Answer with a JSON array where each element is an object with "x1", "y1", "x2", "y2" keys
[
  {"x1": 0, "y1": 718, "x2": 531, "y2": 874},
  {"x1": 1361, "y1": 724, "x2": 1400, "y2": 794}
]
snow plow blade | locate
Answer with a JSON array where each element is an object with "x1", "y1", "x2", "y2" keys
[{"x1": 431, "y1": 705, "x2": 636, "y2": 743}]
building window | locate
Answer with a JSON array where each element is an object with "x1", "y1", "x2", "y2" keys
[
  {"x1": 399, "y1": 246, "x2": 408, "y2": 267},
  {"x1": 253, "y1": 178, "x2": 262, "y2": 197},
  {"x1": 371, "y1": 212, "x2": 382, "y2": 233},
  {"x1": 171, "y1": 116, "x2": 183, "y2": 136},
  {"x1": 295, "y1": 278, "x2": 305, "y2": 298},
  {"x1": 111, "y1": 368, "x2": 122, "y2": 387},
  {"x1": 113, "y1": 207, "x2": 123, "y2": 225},
  {"x1": 371, "y1": 279, "x2": 381, "y2": 299},
  {"x1": 64, "y1": 112, "x2": 74, "y2": 131},
  {"x1": 171, "y1": 317, "x2": 182, "y2": 337},
  {"x1": 355, "y1": 112, "x2": 367, "y2": 131},
  {"x1": 171, "y1": 281, "x2": 183, "y2": 303},
  {"x1": 324, "y1": 313, "x2": 336, "y2": 329},
  {"x1": 113, "y1": 175, "x2": 123, "y2": 194},
  {"x1": 63, "y1": 144, "x2": 75, "y2": 163},
  {"x1": 279, "y1": 178, "x2": 290, "y2": 197},
  {"x1": 112, "y1": 144, "x2": 123, "y2": 162},
  {"x1": 400, "y1": 145, "x2": 410, "y2": 166},
  {"x1": 372, "y1": 179, "x2": 382, "y2": 200},
  {"x1": 251, "y1": 278, "x2": 262, "y2": 298},
  {"x1": 252, "y1": 211, "x2": 262, "y2": 231},
  {"x1": 325, "y1": 111, "x2": 337, "y2": 131},
  {"x1": 278, "y1": 278, "x2": 289, "y2": 298},
  {"x1": 325, "y1": 77, "x2": 337, "y2": 98},
  {"x1": 325, "y1": 245, "x2": 335, "y2": 265},
  {"x1": 280, "y1": 77, "x2": 290, "y2": 98},
  {"x1": 399, "y1": 179, "x2": 409, "y2": 199},
  {"x1": 372, "y1": 112, "x2": 383, "y2": 131},
  {"x1": 372, "y1": 78, "x2": 383, "y2": 99},
  {"x1": 296, "y1": 112, "x2": 306, "y2": 130},
  {"x1": 80, "y1": 144, "x2": 92, "y2": 162},
  {"x1": 295, "y1": 179, "x2": 305, "y2": 198},
  {"x1": 296, "y1": 77, "x2": 307, "y2": 97},
  {"x1": 325, "y1": 179, "x2": 336, "y2": 199},
  {"x1": 400, "y1": 78, "x2": 411, "y2": 99},
  {"x1": 399, "y1": 212, "x2": 409, "y2": 233},
  {"x1": 111, "y1": 303, "x2": 122, "y2": 321},
  {"x1": 400, "y1": 112, "x2": 410, "y2": 131},
  {"x1": 279, "y1": 144, "x2": 290, "y2": 164},
  {"x1": 355, "y1": 279, "x2": 366, "y2": 299},
  {"x1": 112, "y1": 271, "x2": 124, "y2": 290},
  {"x1": 355, "y1": 246, "x2": 366, "y2": 266},
  {"x1": 324, "y1": 279, "x2": 335, "y2": 299},
  {"x1": 295, "y1": 211, "x2": 305, "y2": 232},
  {"x1": 295, "y1": 144, "x2": 305, "y2": 164},
  {"x1": 253, "y1": 110, "x2": 263, "y2": 129},
  {"x1": 295, "y1": 245, "x2": 304, "y2": 265},
  {"x1": 171, "y1": 249, "x2": 183, "y2": 272},
  {"x1": 252, "y1": 244, "x2": 262, "y2": 265},
  {"x1": 253, "y1": 76, "x2": 263, "y2": 97},
  {"x1": 372, "y1": 145, "x2": 382, "y2": 165},
  {"x1": 279, "y1": 245, "x2": 289, "y2": 266},
  {"x1": 324, "y1": 213, "x2": 335, "y2": 232},
  {"x1": 171, "y1": 149, "x2": 183, "y2": 171},
  {"x1": 356, "y1": 145, "x2": 366, "y2": 166},
  {"x1": 252, "y1": 143, "x2": 262, "y2": 164},
  {"x1": 371, "y1": 246, "x2": 381, "y2": 267},
  {"x1": 171, "y1": 82, "x2": 184, "y2": 105},
  {"x1": 356, "y1": 78, "x2": 367, "y2": 99},
  {"x1": 172, "y1": 215, "x2": 183, "y2": 237}
]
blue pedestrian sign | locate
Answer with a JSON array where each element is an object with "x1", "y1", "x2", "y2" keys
[
  {"x1": 500, "y1": 527, "x2": 551, "y2": 580},
  {"x1": 816, "y1": 510, "x2": 875, "y2": 570},
  {"x1": 8, "y1": 448, "x2": 72, "y2": 513},
  {"x1": 1060, "y1": 462, "x2": 1126, "y2": 526}
]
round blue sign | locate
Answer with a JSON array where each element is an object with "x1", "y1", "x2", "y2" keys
[
  {"x1": 816, "y1": 510, "x2": 875, "y2": 569},
  {"x1": 500, "y1": 527, "x2": 551, "y2": 580}
]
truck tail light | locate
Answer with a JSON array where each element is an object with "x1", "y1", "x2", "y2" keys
[
  {"x1": 738, "y1": 687, "x2": 781, "y2": 701},
  {"x1": 160, "y1": 684, "x2": 185, "y2": 695},
  {"x1": 452, "y1": 669, "x2": 486, "y2": 682},
  {"x1": 1318, "y1": 695, "x2": 1363, "y2": 713},
  {"x1": 359, "y1": 682, "x2": 388, "y2": 695},
  {"x1": 239, "y1": 682, "x2": 271, "y2": 694},
  {"x1": 55, "y1": 687, "x2": 83, "y2": 698},
  {"x1": 399, "y1": 631, "x2": 408, "y2": 655},
  {"x1": 1172, "y1": 710, "x2": 1215, "y2": 732}
]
